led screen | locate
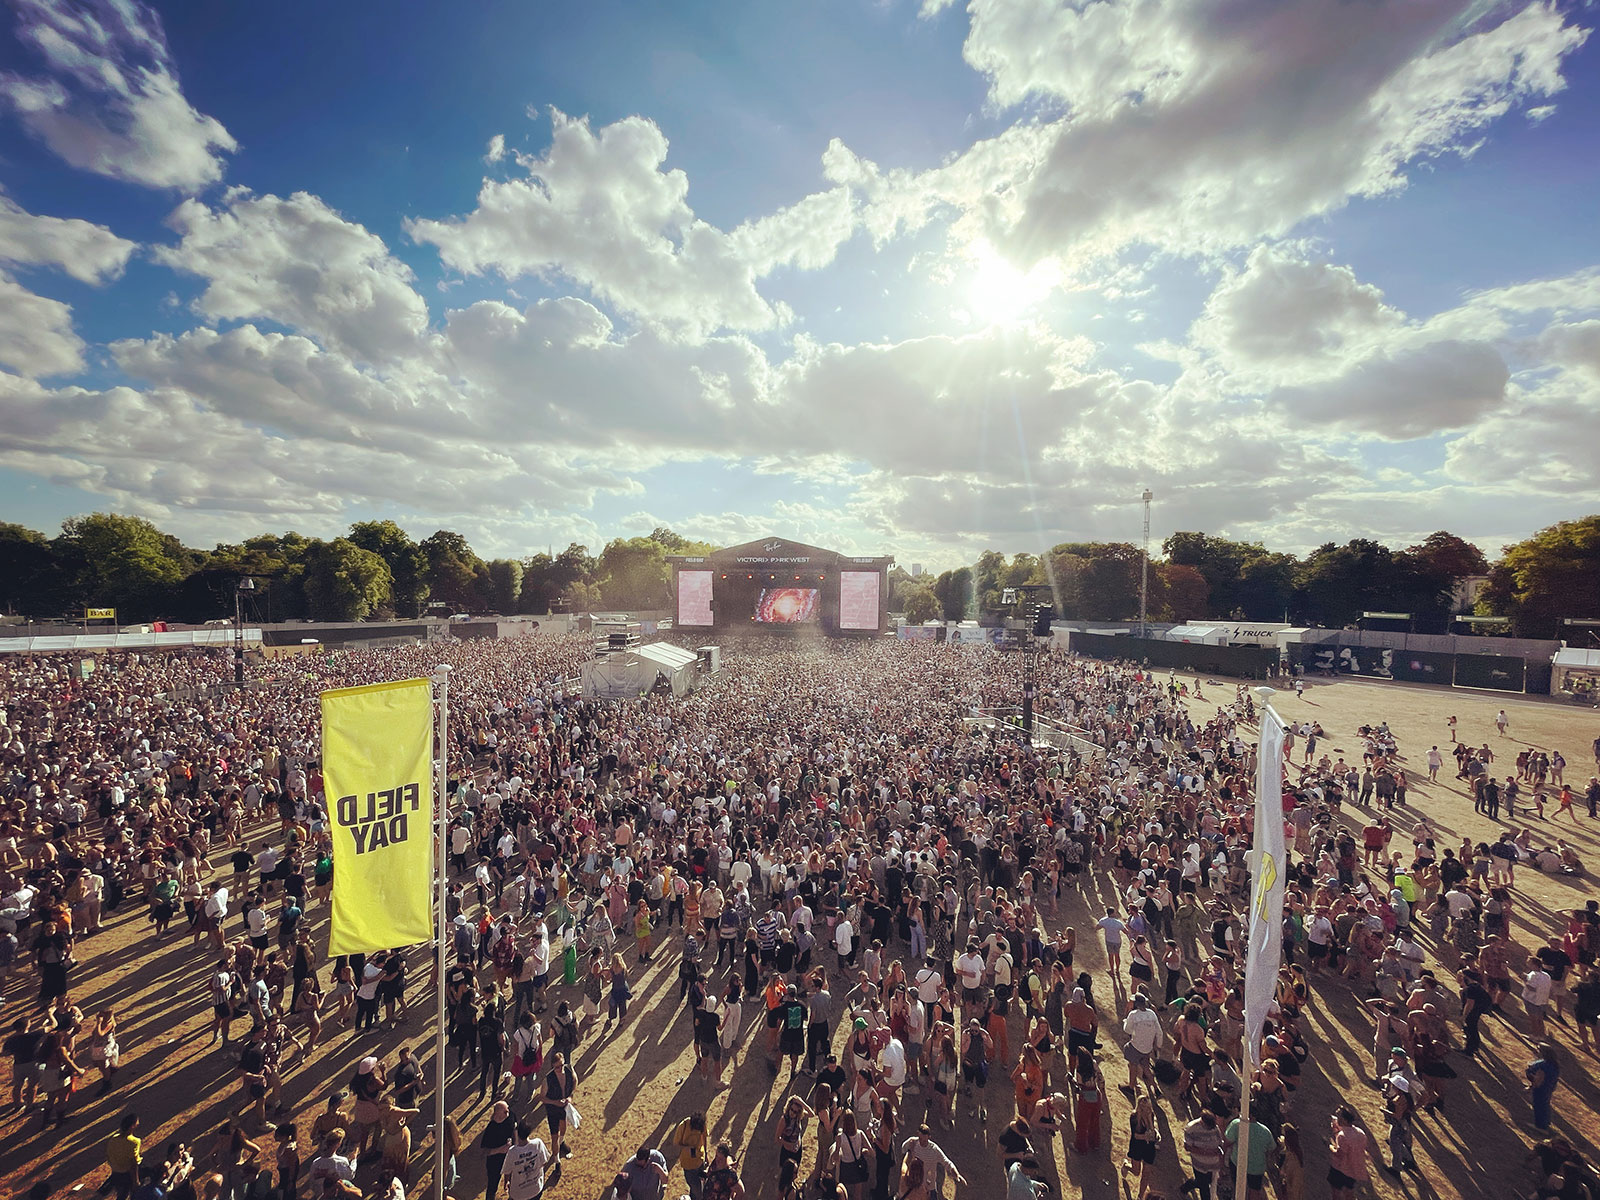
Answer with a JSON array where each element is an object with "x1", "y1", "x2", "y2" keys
[
  {"x1": 755, "y1": 588, "x2": 819, "y2": 624},
  {"x1": 677, "y1": 570, "x2": 714, "y2": 626},
  {"x1": 839, "y1": 571, "x2": 881, "y2": 630}
]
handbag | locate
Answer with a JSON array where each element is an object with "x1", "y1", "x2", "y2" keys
[{"x1": 840, "y1": 1134, "x2": 870, "y2": 1184}]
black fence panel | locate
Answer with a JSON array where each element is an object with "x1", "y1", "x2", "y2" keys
[
  {"x1": 1453, "y1": 653, "x2": 1526, "y2": 693},
  {"x1": 1069, "y1": 633, "x2": 1271, "y2": 678}
]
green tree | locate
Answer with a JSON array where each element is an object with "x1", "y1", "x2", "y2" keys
[
  {"x1": 1406, "y1": 531, "x2": 1489, "y2": 578},
  {"x1": 1479, "y1": 517, "x2": 1600, "y2": 638},
  {"x1": 1156, "y1": 562, "x2": 1209, "y2": 622},
  {"x1": 349, "y1": 520, "x2": 429, "y2": 617},
  {"x1": 59, "y1": 513, "x2": 187, "y2": 621},
  {"x1": 1235, "y1": 552, "x2": 1298, "y2": 621},
  {"x1": 972, "y1": 550, "x2": 1009, "y2": 614},
  {"x1": 420, "y1": 530, "x2": 487, "y2": 611},
  {"x1": 932, "y1": 567, "x2": 973, "y2": 621},
  {"x1": 1164, "y1": 532, "x2": 1253, "y2": 618},
  {"x1": 887, "y1": 566, "x2": 917, "y2": 613},
  {"x1": 1049, "y1": 542, "x2": 1142, "y2": 618},
  {"x1": 302, "y1": 539, "x2": 393, "y2": 620},
  {"x1": 520, "y1": 543, "x2": 595, "y2": 612},
  {"x1": 596, "y1": 537, "x2": 673, "y2": 610},
  {"x1": 486, "y1": 559, "x2": 523, "y2": 614},
  {"x1": 0, "y1": 523, "x2": 68, "y2": 616},
  {"x1": 1294, "y1": 539, "x2": 1441, "y2": 628},
  {"x1": 646, "y1": 526, "x2": 717, "y2": 556},
  {"x1": 904, "y1": 586, "x2": 941, "y2": 624}
]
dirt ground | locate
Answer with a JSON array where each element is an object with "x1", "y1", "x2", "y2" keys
[{"x1": 3, "y1": 674, "x2": 1597, "y2": 1200}]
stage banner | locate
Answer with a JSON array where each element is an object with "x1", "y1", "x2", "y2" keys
[
  {"x1": 322, "y1": 678, "x2": 434, "y2": 955},
  {"x1": 1244, "y1": 705, "x2": 1286, "y2": 1059}
]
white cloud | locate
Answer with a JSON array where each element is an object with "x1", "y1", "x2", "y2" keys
[
  {"x1": 0, "y1": 194, "x2": 136, "y2": 283},
  {"x1": 1267, "y1": 340, "x2": 1509, "y2": 440},
  {"x1": 153, "y1": 191, "x2": 431, "y2": 365},
  {"x1": 410, "y1": 110, "x2": 856, "y2": 341},
  {"x1": 0, "y1": 272, "x2": 87, "y2": 377},
  {"x1": 484, "y1": 133, "x2": 507, "y2": 163},
  {"x1": 1189, "y1": 246, "x2": 1405, "y2": 378},
  {"x1": 0, "y1": 0, "x2": 236, "y2": 191},
  {"x1": 848, "y1": 0, "x2": 1587, "y2": 279}
]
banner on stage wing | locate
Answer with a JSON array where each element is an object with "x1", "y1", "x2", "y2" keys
[
  {"x1": 322, "y1": 678, "x2": 434, "y2": 955},
  {"x1": 1244, "y1": 705, "x2": 1286, "y2": 1059}
]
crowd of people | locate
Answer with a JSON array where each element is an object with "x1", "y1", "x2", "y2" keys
[{"x1": 0, "y1": 632, "x2": 1596, "y2": 1200}]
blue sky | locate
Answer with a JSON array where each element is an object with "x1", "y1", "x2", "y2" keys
[{"x1": 1, "y1": 0, "x2": 1598, "y2": 568}]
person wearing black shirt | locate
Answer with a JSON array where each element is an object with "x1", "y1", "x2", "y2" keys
[
  {"x1": 1460, "y1": 970, "x2": 1493, "y2": 1056},
  {"x1": 391, "y1": 1046, "x2": 421, "y2": 1108},
  {"x1": 1538, "y1": 940, "x2": 1575, "y2": 1022},
  {"x1": 480, "y1": 1100, "x2": 516, "y2": 1200},
  {"x1": 4, "y1": 1019, "x2": 44, "y2": 1107},
  {"x1": 816, "y1": 1055, "x2": 847, "y2": 1099},
  {"x1": 230, "y1": 850, "x2": 255, "y2": 893}
]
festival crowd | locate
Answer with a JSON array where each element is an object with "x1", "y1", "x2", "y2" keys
[{"x1": 0, "y1": 631, "x2": 1597, "y2": 1200}]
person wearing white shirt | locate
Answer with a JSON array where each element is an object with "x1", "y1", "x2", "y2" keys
[
  {"x1": 502, "y1": 1123, "x2": 550, "y2": 1200},
  {"x1": 879, "y1": 1034, "x2": 908, "y2": 1094},
  {"x1": 835, "y1": 915, "x2": 856, "y2": 967},
  {"x1": 1121, "y1": 993, "x2": 1163, "y2": 1091},
  {"x1": 955, "y1": 941, "x2": 986, "y2": 1021},
  {"x1": 1523, "y1": 967, "x2": 1553, "y2": 1038}
]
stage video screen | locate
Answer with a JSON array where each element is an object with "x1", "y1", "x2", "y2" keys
[
  {"x1": 754, "y1": 587, "x2": 820, "y2": 624},
  {"x1": 677, "y1": 570, "x2": 714, "y2": 626},
  {"x1": 839, "y1": 571, "x2": 881, "y2": 630}
]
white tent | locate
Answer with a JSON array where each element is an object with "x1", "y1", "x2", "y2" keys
[
  {"x1": 1165, "y1": 624, "x2": 1228, "y2": 645},
  {"x1": 1552, "y1": 646, "x2": 1600, "y2": 696},
  {"x1": 580, "y1": 641, "x2": 699, "y2": 699}
]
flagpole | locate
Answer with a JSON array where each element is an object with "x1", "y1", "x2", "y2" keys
[
  {"x1": 432, "y1": 664, "x2": 451, "y2": 1200},
  {"x1": 1237, "y1": 686, "x2": 1281, "y2": 1200},
  {"x1": 1234, "y1": 1041, "x2": 1252, "y2": 1200}
]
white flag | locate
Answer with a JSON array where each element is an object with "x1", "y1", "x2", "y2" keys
[{"x1": 1244, "y1": 705, "x2": 1286, "y2": 1060}]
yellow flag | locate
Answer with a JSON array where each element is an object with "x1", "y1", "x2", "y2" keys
[{"x1": 321, "y1": 678, "x2": 434, "y2": 955}]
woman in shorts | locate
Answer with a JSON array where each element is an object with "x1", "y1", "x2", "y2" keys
[
  {"x1": 1122, "y1": 1091, "x2": 1160, "y2": 1200},
  {"x1": 960, "y1": 1019, "x2": 994, "y2": 1120}
]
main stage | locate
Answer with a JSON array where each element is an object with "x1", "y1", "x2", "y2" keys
[{"x1": 668, "y1": 537, "x2": 893, "y2": 637}]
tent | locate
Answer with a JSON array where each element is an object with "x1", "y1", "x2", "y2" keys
[
  {"x1": 1551, "y1": 646, "x2": 1600, "y2": 697},
  {"x1": 580, "y1": 641, "x2": 699, "y2": 699},
  {"x1": 1165, "y1": 624, "x2": 1228, "y2": 645}
]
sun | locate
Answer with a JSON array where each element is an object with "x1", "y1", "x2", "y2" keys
[{"x1": 963, "y1": 241, "x2": 1054, "y2": 325}]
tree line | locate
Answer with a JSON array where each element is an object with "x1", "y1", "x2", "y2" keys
[
  {"x1": 0, "y1": 516, "x2": 712, "y2": 625},
  {"x1": 2, "y1": 512, "x2": 1596, "y2": 638},
  {"x1": 894, "y1": 519, "x2": 1600, "y2": 639}
]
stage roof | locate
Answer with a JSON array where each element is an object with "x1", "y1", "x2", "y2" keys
[{"x1": 670, "y1": 536, "x2": 892, "y2": 568}]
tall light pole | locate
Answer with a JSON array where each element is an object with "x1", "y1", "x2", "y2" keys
[
  {"x1": 1139, "y1": 489, "x2": 1152, "y2": 638},
  {"x1": 234, "y1": 576, "x2": 256, "y2": 684}
]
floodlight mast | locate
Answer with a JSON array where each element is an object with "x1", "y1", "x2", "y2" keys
[{"x1": 1139, "y1": 489, "x2": 1152, "y2": 638}]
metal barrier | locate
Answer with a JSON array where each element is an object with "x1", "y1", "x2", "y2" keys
[{"x1": 970, "y1": 707, "x2": 1107, "y2": 760}]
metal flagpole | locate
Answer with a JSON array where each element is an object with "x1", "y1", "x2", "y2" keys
[
  {"x1": 1237, "y1": 686, "x2": 1282, "y2": 1200},
  {"x1": 432, "y1": 665, "x2": 451, "y2": 1200},
  {"x1": 1234, "y1": 1042, "x2": 1253, "y2": 1200}
]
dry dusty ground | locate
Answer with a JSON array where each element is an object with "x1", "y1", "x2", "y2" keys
[{"x1": 2, "y1": 673, "x2": 1597, "y2": 1200}]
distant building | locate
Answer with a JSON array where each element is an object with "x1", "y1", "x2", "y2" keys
[
  {"x1": 1451, "y1": 574, "x2": 1490, "y2": 615},
  {"x1": 911, "y1": 563, "x2": 924, "y2": 577}
]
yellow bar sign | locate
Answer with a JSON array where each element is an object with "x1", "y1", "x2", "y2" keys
[
  {"x1": 321, "y1": 678, "x2": 434, "y2": 955},
  {"x1": 85, "y1": 608, "x2": 116, "y2": 619}
]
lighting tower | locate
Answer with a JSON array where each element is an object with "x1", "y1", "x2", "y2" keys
[
  {"x1": 1139, "y1": 489, "x2": 1152, "y2": 638},
  {"x1": 234, "y1": 576, "x2": 256, "y2": 684}
]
